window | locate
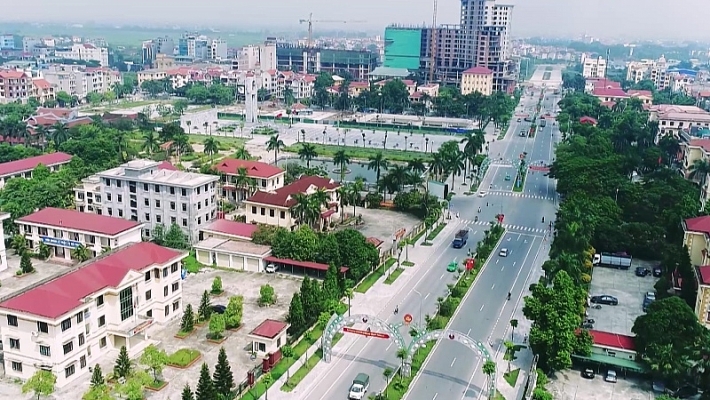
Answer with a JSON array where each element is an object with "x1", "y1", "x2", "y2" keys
[
  {"x1": 106, "y1": 193, "x2": 112, "y2": 201},
  {"x1": 37, "y1": 321, "x2": 48, "y2": 333},
  {"x1": 107, "y1": 207, "x2": 113, "y2": 216},
  {"x1": 280, "y1": 211, "x2": 286, "y2": 219},
  {"x1": 181, "y1": 188, "x2": 187, "y2": 196},
  {"x1": 78, "y1": 333, "x2": 85, "y2": 346},
  {"x1": 117, "y1": 194, "x2": 123, "y2": 203},
  {"x1": 154, "y1": 199, "x2": 161, "y2": 208},
  {"x1": 144, "y1": 198, "x2": 149, "y2": 206},
  {"x1": 39, "y1": 345, "x2": 50, "y2": 357},
  {"x1": 145, "y1": 290, "x2": 152, "y2": 300},
  {"x1": 61, "y1": 318, "x2": 72, "y2": 331},
  {"x1": 98, "y1": 315, "x2": 105, "y2": 327},
  {"x1": 164, "y1": 305, "x2": 170, "y2": 316},
  {"x1": 65, "y1": 364, "x2": 75, "y2": 378},
  {"x1": 146, "y1": 310, "x2": 153, "y2": 318},
  {"x1": 144, "y1": 213, "x2": 150, "y2": 221},
  {"x1": 171, "y1": 263, "x2": 178, "y2": 273},
  {"x1": 182, "y1": 218, "x2": 187, "y2": 227},
  {"x1": 257, "y1": 342, "x2": 266, "y2": 352},
  {"x1": 63, "y1": 341, "x2": 73, "y2": 355},
  {"x1": 96, "y1": 295, "x2": 104, "y2": 307},
  {"x1": 163, "y1": 286, "x2": 168, "y2": 297},
  {"x1": 172, "y1": 282, "x2": 179, "y2": 292},
  {"x1": 116, "y1": 180, "x2": 122, "y2": 188},
  {"x1": 172, "y1": 300, "x2": 180, "y2": 311},
  {"x1": 143, "y1": 183, "x2": 149, "y2": 191},
  {"x1": 76, "y1": 312, "x2": 84, "y2": 323},
  {"x1": 197, "y1": 216, "x2": 202, "y2": 224},
  {"x1": 170, "y1": 187, "x2": 175, "y2": 195},
  {"x1": 145, "y1": 271, "x2": 151, "y2": 281},
  {"x1": 7, "y1": 315, "x2": 17, "y2": 326},
  {"x1": 11, "y1": 362, "x2": 22, "y2": 372},
  {"x1": 99, "y1": 337, "x2": 107, "y2": 348},
  {"x1": 162, "y1": 267, "x2": 168, "y2": 278},
  {"x1": 118, "y1": 209, "x2": 124, "y2": 217},
  {"x1": 170, "y1": 201, "x2": 176, "y2": 210},
  {"x1": 269, "y1": 209, "x2": 274, "y2": 217},
  {"x1": 156, "y1": 215, "x2": 162, "y2": 223},
  {"x1": 154, "y1": 185, "x2": 160, "y2": 193},
  {"x1": 9, "y1": 338, "x2": 19, "y2": 349},
  {"x1": 119, "y1": 287, "x2": 134, "y2": 321},
  {"x1": 80, "y1": 355, "x2": 87, "y2": 369},
  {"x1": 182, "y1": 203, "x2": 187, "y2": 212},
  {"x1": 171, "y1": 216, "x2": 176, "y2": 224},
  {"x1": 260, "y1": 207, "x2": 265, "y2": 216}
]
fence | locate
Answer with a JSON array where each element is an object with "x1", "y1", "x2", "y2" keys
[{"x1": 522, "y1": 354, "x2": 539, "y2": 400}]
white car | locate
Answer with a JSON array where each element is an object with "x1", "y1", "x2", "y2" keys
[
  {"x1": 604, "y1": 370, "x2": 617, "y2": 383},
  {"x1": 478, "y1": 191, "x2": 487, "y2": 197},
  {"x1": 265, "y1": 263, "x2": 278, "y2": 273},
  {"x1": 499, "y1": 248, "x2": 509, "y2": 257}
]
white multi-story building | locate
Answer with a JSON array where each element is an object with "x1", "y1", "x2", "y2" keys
[
  {"x1": 54, "y1": 43, "x2": 109, "y2": 67},
  {"x1": 0, "y1": 152, "x2": 72, "y2": 188},
  {"x1": 212, "y1": 159, "x2": 286, "y2": 203},
  {"x1": 74, "y1": 160, "x2": 219, "y2": 243},
  {"x1": 16, "y1": 207, "x2": 143, "y2": 261},
  {"x1": 209, "y1": 39, "x2": 228, "y2": 61},
  {"x1": 581, "y1": 54, "x2": 607, "y2": 78},
  {"x1": 0, "y1": 242, "x2": 188, "y2": 388},
  {"x1": 626, "y1": 56, "x2": 670, "y2": 90},
  {"x1": 649, "y1": 104, "x2": 710, "y2": 141},
  {"x1": 0, "y1": 34, "x2": 14, "y2": 49},
  {"x1": 41, "y1": 65, "x2": 121, "y2": 99}
]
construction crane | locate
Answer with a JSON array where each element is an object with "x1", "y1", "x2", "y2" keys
[
  {"x1": 428, "y1": 0, "x2": 438, "y2": 83},
  {"x1": 299, "y1": 13, "x2": 366, "y2": 47}
]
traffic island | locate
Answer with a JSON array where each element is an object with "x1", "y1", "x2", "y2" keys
[
  {"x1": 512, "y1": 171, "x2": 526, "y2": 192},
  {"x1": 504, "y1": 368, "x2": 520, "y2": 387}
]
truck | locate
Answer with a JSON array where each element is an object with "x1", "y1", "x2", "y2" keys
[
  {"x1": 540, "y1": 119, "x2": 547, "y2": 128},
  {"x1": 593, "y1": 252, "x2": 632, "y2": 270},
  {"x1": 452, "y1": 229, "x2": 469, "y2": 248},
  {"x1": 349, "y1": 373, "x2": 370, "y2": 399}
]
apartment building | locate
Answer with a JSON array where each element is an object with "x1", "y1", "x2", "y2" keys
[
  {"x1": 460, "y1": 66, "x2": 493, "y2": 95},
  {"x1": 0, "y1": 70, "x2": 33, "y2": 104},
  {"x1": 681, "y1": 138, "x2": 710, "y2": 208},
  {"x1": 0, "y1": 152, "x2": 72, "y2": 189},
  {"x1": 649, "y1": 104, "x2": 710, "y2": 141},
  {"x1": 0, "y1": 34, "x2": 14, "y2": 50},
  {"x1": 55, "y1": 43, "x2": 109, "y2": 67},
  {"x1": 177, "y1": 33, "x2": 209, "y2": 61},
  {"x1": 16, "y1": 207, "x2": 143, "y2": 261},
  {"x1": 31, "y1": 78, "x2": 56, "y2": 104},
  {"x1": 581, "y1": 54, "x2": 607, "y2": 78},
  {"x1": 682, "y1": 216, "x2": 710, "y2": 328},
  {"x1": 141, "y1": 36, "x2": 174, "y2": 64},
  {"x1": 208, "y1": 39, "x2": 228, "y2": 61},
  {"x1": 0, "y1": 242, "x2": 188, "y2": 388},
  {"x1": 212, "y1": 159, "x2": 285, "y2": 203},
  {"x1": 626, "y1": 56, "x2": 669, "y2": 90},
  {"x1": 244, "y1": 175, "x2": 340, "y2": 229},
  {"x1": 41, "y1": 65, "x2": 121, "y2": 99},
  {"x1": 75, "y1": 160, "x2": 219, "y2": 243}
]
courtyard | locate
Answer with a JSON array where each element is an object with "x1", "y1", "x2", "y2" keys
[{"x1": 548, "y1": 369, "x2": 653, "y2": 400}]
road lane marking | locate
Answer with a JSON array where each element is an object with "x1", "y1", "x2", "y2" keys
[
  {"x1": 425, "y1": 293, "x2": 430, "y2": 300},
  {"x1": 440, "y1": 273, "x2": 445, "y2": 280},
  {"x1": 491, "y1": 284, "x2": 495, "y2": 290},
  {"x1": 496, "y1": 259, "x2": 499, "y2": 264},
  {"x1": 451, "y1": 358, "x2": 457, "y2": 367},
  {"x1": 479, "y1": 304, "x2": 485, "y2": 311},
  {"x1": 433, "y1": 393, "x2": 438, "y2": 400},
  {"x1": 386, "y1": 342, "x2": 393, "y2": 351},
  {"x1": 513, "y1": 262, "x2": 516, "y2": 267},
  {"x1": 467, "y1": 328, "x2": 471, "y2": 336},
  {"x1": 501, "y1": 265, "x2": 505, "y2": 271}
]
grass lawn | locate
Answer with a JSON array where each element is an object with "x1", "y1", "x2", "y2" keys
[
  {"x1": 355, "y1": 258, "x2": 396, "y2": 293},
  {"x1": 167, "y1": 348, "x2": 201, "y2": 367},
  {"x1": 503, "y1": 368, "x2": 520, "y2": 387},
  {"x1": 381, "y1": 340, "x2": 436, "y2": 400},
  {"x1": 187, "y1": 134, "x2": 246, "y2": 147},
  {"x1": 280, "y1": 333, "x2": 343, "y2": 392},
  {"x1": 402, "y1": 261, "x2": 415, "y2": 267},
  {"x1": 283, "y1": 143, "x2": 431, "y2": 162},
  {"x1": 425, "y1": 223, "x2": 447, "y2": 243},
  {"x1": 384, "y1": 268, "x2": 405, "y2": 285},
  {"x1": 183, "y1": 253, "x2": 205, "y2": 274},
  {"x1": 493, "y1": 390, "x2": 506, "y2": 400},
  {"x1": 512, "y1": 172, "x2": 526, "y2": 193}
]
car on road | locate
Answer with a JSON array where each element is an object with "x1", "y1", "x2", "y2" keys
[
  {"x1": 653, "y1": 265, "x2": 663, "y2": 277},
  {"x1": 517, "y1": 118, "x2": 521, "y2": 122},
  {"x1": 581, "y1": 368, "x2": 595, "y2": 379},
  {"x1": 504, "y1": 174, "x2": 511, "y2": 181},
  {"x1": 211, "y1": 304, "x2": 226, "y2": 314},
  {"x1": 635, "y1": 267, "x2": 650, "y2": 277},
  {"x1": 604, "y1": 370, "x2": 617, "y2": 383},
  {"x1": 446, "y1": 261, "x2": 458, "y2": 272},
  {"x1": 499, "y1": 248, "x2": 509, "y2": 257},
  {"x1": 591, "y1": 295, "x2": 618, "y2": 305},
  {"x1": 478, "y1": 191, "x2": 487, "y2": 197},
  {"x1": 643, "y1": 291, "x2": 656, "y2": 312}
]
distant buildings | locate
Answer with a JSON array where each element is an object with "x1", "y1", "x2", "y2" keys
[
  {"x1": 41, "y1": 65, "x2": 121, "y2": 99},
  {"x1": 626, "y1": 56, "x2": 670, "y2": 90},
  {"x1": 0, "y1": 70, "x2": 56, "y2": 105},
  {"x1": 0, "y1": 152, "x2": 72, "y2": 189},
  {"x1": 54, "y1": 43, "x2": 109, "y2": 67},
  {"x1": 275, "y1": 43, "x2": 378, "y2": 81},
  {"x1": 581, "y1": 54, "x2": 607, "y2": 78},
  {"x1": 141, "y1": 36, "x2": 175, "y2": 65},
  {"x1": 460, "y1": 67, "x2": 493, "y2": 96}
]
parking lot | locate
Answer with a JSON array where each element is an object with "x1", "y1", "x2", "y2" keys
[
  {"x1": 548, "y1": 369, "x2": 653, "y2": 400},
  {"x1": 587, "y1": 261, "x2": 658, "y2": 335},
  {"x1": 43, "y1": 267, "x2": 301, "y2": 400},
  {"x1": 0, "y1": 254, "x2": 69, "y2": 298}
]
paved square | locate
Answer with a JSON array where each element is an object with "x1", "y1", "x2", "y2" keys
[{"x1": 549, "y1": 369, "x2": 653, "y2": 400}]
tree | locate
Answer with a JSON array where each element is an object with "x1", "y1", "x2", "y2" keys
[
  {"x1": 382, "y1": 367, "x2": 393, "y2": 398},
  {"x1": 286, "y1": 292, "x2": 306, "y2": 334},
  {"x1": 208, "y1": 313, "x2": 226, "y2": 340},
  {"x1": 22, "y1": 370, "x2": 56, "y2": 400},
  {"x1": 198, "y1": 290, "x2": 212, "y2": 322},
  {"x1": 114, "y1": 345, "x2": 132, "y2": 379},
  {"x1": 482, "y1": 360, "x2": 496, "y2": 390},
  {"x1": 71, "y1": 244, "x2": 91, "y2": 262},
  {"x1": 11, "y1": 233, "x2": 27, "y2": 254},
  {"x1": 195, "y1": 363, "x2": 216, "y2": 400},
  {"x1": 298, "y1": 143, "x2": 318, "y2": 168},
  {"x1": 20, "y1": 251, "x2": 34, "y2": 274},
  {"x1": 262, "y1": 372, "x2": 273, "y2": 400},
  {"x1": 281, "y1": 345, "x2": 295, "y2": 381},
  {"x1": 203, "y1": 137, "x2": 220, "y2": 164},
  {"x1": 224, "y1": 295, "x2": 244, "y2": 329},
  {"x1": 259, "y1": 284, "x2": 277, "y2": 306},
  {"x1": 396, "y1": 348, "x2": 408, "y2": 382},
  {"x1": 181, "y1": 384, "x2": 195, "y2": 400},
  {"x1": 90, "y1": 364, "x2": 105, "y2": 387},
  {"x1": 180, "y1": 303, "x2": 195, "y2": 333},
  {"x1": 333, "y1": 150, "x2": 351, "y2": 183},
  {"x1": 213, "y1": 347, "x2": 234, "y2": 398},
  {"x1": 139, "y1": 344, "x2": 168, "y2": 383},
  {"x1": 211, "y1": 276, "x2": 223, "y2": 294},
  {"x1": 266, "y1": 134, "x2": 285, "y2": 165},
  {"x1": 509, "y1": 319, "x2": 518, "y2": 342},
  {"x1": 82, "y1": 385, "x2": 112, "y2": 400},
  {"x1": 322, "y1": 264, "x2": 341, "y2": 303}
]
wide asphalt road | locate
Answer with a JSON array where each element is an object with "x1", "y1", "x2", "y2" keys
[{"x1": 404, "y1": 89, "x2": 561, "y2": 400}]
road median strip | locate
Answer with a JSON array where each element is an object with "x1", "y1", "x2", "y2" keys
[
  {"x1": 422, "y1": 222, "x2": 447, "y2": 246},
  {"x1": 280, "y1": 333, "x2": 344, "y2": 392},
  {"x1": 384, "y1": 267, "x2": 405, "y2": 284},
  {"x1": 355, "y1": 257, "x2": 396, "y2": 293}
]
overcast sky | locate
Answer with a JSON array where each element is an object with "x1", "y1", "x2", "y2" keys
[{"x1": 3, "y1": 0, "x2": 709, "y2": 40}]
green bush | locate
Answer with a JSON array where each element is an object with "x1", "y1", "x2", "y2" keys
[{"x1": 167, "y1": 349, "x2": 201, "y2": 367}]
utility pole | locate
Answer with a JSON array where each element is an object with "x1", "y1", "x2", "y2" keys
[{"x1": 428, "y1": 0, "x2": 438, "y2": 83}]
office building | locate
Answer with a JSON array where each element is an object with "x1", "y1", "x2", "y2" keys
[
  {"x1": 177, "y1": 32, "x2": 209, "y2": 61},
  {"x1": 142, "y1": 36, "x2": 174, "y2": 65},
  {"x1": 0, "y1": 242, "x2": 187, "y2": 388},
  {"x1": 42, "y1": 65, "x2": 121, "y2": 99},
  {"x1": 581, "y1": 54, "x2": 607, "y2": 78},
  {"x1": 209, "y1": 39, "x2": 228, "y2": 61},
  {"x1": 54, "y1": 43, "x2": 109, "y2": 67},
  {"x1": 0, "y1": 34, "x2": 14, "y2": 50},
  {"x1": 461, "y1": 66, "x2": 493, "y2": 95},
  {"x1": 74, "y1": 160, "x2": 219, "y2": 243}
]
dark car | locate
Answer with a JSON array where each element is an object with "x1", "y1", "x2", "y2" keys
[
  {"x1": 211, "y1": 305, "x2": 226, "y2": 314},
  {"x1": 635, "y1": 267, "x2": 650, "y2": 277},
  {"x1": 591, "y1": 295, "x2": 618, "y2": 305},
  {"x1": 653, "y1": 266, "x2": 663, "y2": 277},
  {"x1": 581, "y1": 368, "x2": 595, "y2": 379}
]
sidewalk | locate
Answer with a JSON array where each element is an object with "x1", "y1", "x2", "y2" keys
[{"x1": 260, "y1": 221, "x2": 462, "y2": 400}]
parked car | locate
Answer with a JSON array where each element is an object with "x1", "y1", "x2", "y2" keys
[
  {"x1": 211, "y1": 305, "x2": 226, "y2": 314},
  {"x1": 265, "y1": 263, "x2": 278, "y2": 273},
  {"x1": 635, "y1": 267, "x2": 651, "y2": 277},
  {"x1": 643, "y1": 292, "x2": 656, "y2": 312},
  {"x1": 581, "y1": 369, "x2": 595, "y2": 379},
  {"x1": 604, "y1": 370, "x2": 617, "y2": 383},
  {"x1": 499, "y1": 248, "x2": 509, "y2": 257},
  {"x1": 591, "y1": 295, "x2": 618, "y2": 305},
  {"x1": 653, "y1": 266, "x2": 663, "y2": 277}
]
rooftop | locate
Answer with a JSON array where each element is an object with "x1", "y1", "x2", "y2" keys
[
  {"x1": 696, "y1": 266, "x2": 710, "y2": 285},
  {"x1": 463, "y1": 66, "x2": 493, "y2": 75},
  {"x1": 249, "y1": 319, "x2": 289, "y2": 339},
  {"x1": 16, "y1": 207, "x2": 142, "y2": 236},
  {"x1": 0, "y1": 242, "x2": 185, "y2": 319},
  {"x1": 246, "y1": 175, "x2": 339, "y2": 207},
  {"x1": 588, "y1": 329, "x2": 636, "y2": 351},
  {"x1": 99, "y1": 159, "x2": 218, "y2": 188},
  {"x1": 202, "y1": 219, "x2": 258, "y2": 239},
  {"x1": 592, "y1": 87, "x2": 629, "y2": 98},
  {"x1": 685, "y1": 215, "x2": 710, "y2": 235},
  {"x1": 213, "y1": 159, "x2": 284, "y2": 179},
  {"x1": 367, "y1": 66, "x2": 410, "y2": 78},
  {"x1": 194, "y1": 237, "x2": 271, "y2": 256},
  {"x1": 0, "y1": 152, "x2": 72, "y2": 177}
]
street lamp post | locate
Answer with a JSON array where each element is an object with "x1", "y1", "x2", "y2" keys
[{"x1": 412, "y1": 289, "x2": 424, "y2": 330}]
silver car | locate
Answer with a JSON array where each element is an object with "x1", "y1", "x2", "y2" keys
[{"x1": 499, "y1": 248, "x2": 509, "y2": 257}]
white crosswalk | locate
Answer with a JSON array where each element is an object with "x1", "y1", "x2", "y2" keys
[
  {"x1": 463, "y1": 219, "x2": 548, "y2": 234},
  {"x1": 487, "y1": 191, "x2": 555, "y2": 201}
]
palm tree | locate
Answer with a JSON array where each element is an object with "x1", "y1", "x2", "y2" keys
[
  {"x1": 50, "y1": 122, "x2": 70, "y2": 146},
  {"x1": 141, "y1": 131, "x2": 159, "y2": 155},
  {"x1": 460, "y1": 130, "x2": 484, "y2": 177},
  {"x1": 446, "y1": 150, "x2": 466, "y2": 191},
  {"x1": 387, "y1": 165, "x2": 409, "y2": 192},
  {"x1": 690, "y1": 159, "x2": 710, "y2": 187},
  {"x1": 367, "y1": 151, "x2": 389, "y2": 193},
  {"x1": 266, "y1": 135, "x2": 285, "y2": 165},
  {"x1": 509, "y1": 319, "x2": 518, "y2": 342},
  {"x1": 234, "y1": 167, "x2": 256, "y2": 202},
  {"x1": 233, "y1": 147, "x2": 252, "y2": 160},
  {"x1": 171, "y1": 134, "x2": 191, "y2": 163},
  {"x1": 298, "y1": 143, "x2": 318, "y2": 168},
  {"x1": 347, "y1": 179, "x2": 364, "y2": 219},
  {"x1": 382, "y1": 368, "x2": 393, "y2": 399},
  {"x1": 186, "y1": 120, "x2": 192, "y2": 134},
  {"x1": 311, "y1": 188, "x2": 330, "y2": 230},
  {"x1": 482, "y1": 360, "x2": 497, "y2": 397},
  {"x1": 33, "y1": 125, "x2": 49, "y2": 150},
  {"x1": 114, "y1": 130, "x2": 129, "y2": 161},
  {"x1": 333, "y1": 150, "x2": 350, "y2": 183},
  {"x1": 428, "y1": 152, "x2": 447, "y2": 181},
  {"x1": 377, "y1": 174, "x2": 399, "y2": 201},
  {"x1": 407, "y1": 158, "x2": 427, "y2": 174},
  {"x1": 289, "y1": 193, "x2": 310, "y2": 226},
  {"x1": 71, "y1": 245, "x2": 91, "y2": 262},
  {"x1": 203, "y1": 137, "x2": 219, "y2": 164}
]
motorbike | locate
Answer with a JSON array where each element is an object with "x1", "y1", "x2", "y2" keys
[{"x1": 474, "y1": 216, "x2": 478, "y2": 222}]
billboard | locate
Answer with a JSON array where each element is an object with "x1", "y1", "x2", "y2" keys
[{"x1": 383, "y1": 27, "x2": 422, "y2": 70}]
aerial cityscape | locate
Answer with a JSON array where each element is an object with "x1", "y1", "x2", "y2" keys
[{"x1": 0, "y1": 0, "x2": 709, "y2": 400}]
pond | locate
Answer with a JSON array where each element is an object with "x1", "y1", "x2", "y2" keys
[{"x1": 282, "y1": 157, "x2": 378, "y2": 184}]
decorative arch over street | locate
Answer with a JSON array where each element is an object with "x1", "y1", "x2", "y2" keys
[{"x1": 321, "y1": 313, "x2": 407, "y2": 362}]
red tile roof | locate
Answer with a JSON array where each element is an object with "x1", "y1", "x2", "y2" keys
[
  {"x1": 463, "y1": 67, "x2": 493, "y2": 75},
  {"x1": 696, "y1": 266, "x2": 710, "y2": 285},
  {"x1": 588, "y1": 329, "x2": 636, "y2": 351},
  {"x1": 0, "y1": 70, "x2": 28, "y2": 79},
  {"x1": 250, "y1": 319, "x2": 289, "y2": 338},
  {"x1": 592, "y1": 88, "x2": 629, "y2": 98},
  {"x1": 36, "y1": 107, "x2": 73, "y2": 118},
  {"x1": 688, "y1": 138, "x2": 710, "y2": 152},
  {"x1": 33, "y1": 78, "x2": 52, "y2": 90},
  {"x1": 627, "y1": 89, "x2": 652, "y2": 97},
  {"x1": 290, "y1": 103, "x2": 307, "y2": 110},
  {"x1": 213, "y1": 159, "x2": 284, "y2": 179},
  {"x1": 579, "y1": 116, "x2": 598, "y2": 125},
  {"x1": 157, "y1": 161, "x2": 178, "y2": 171},
  {"x1": 17, "y1": 207, "x2": 142, "y2": 236},
  {"x1": 0, "y1": 242, "x2": 184, "y2": 319},
  {"x1": 366, "y1": 237, "x2": 384, "y2": 247},
  {"x1": 685, "y1": 216, "x2": 710, "y2": 235},
  {"x1": 203, "y1": 220, "x2": 258, "y2": 239},
  {"x1": 0, "y1": 152, "x2": 72, "y2": 176},
  {"x1": 246, "y1": 175, "x2": 339, "y2": 207}
]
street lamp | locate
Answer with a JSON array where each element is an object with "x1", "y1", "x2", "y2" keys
[{"x1": 412, "y1": 289, "x2": 424, "y2": 329}]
